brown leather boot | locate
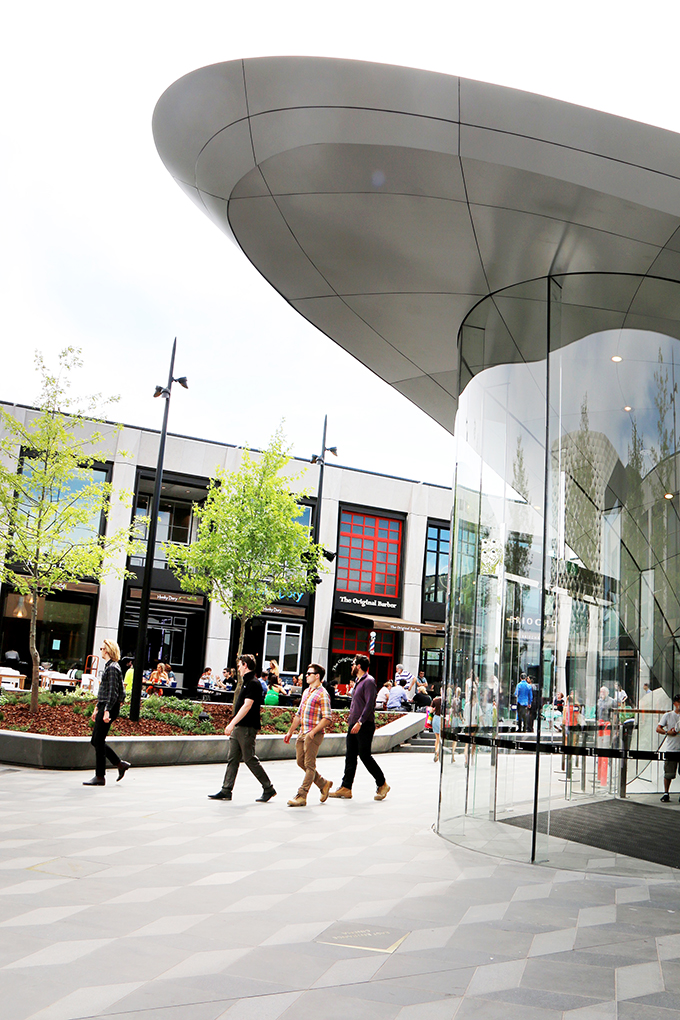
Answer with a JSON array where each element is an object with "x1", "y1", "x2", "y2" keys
[
  {"x1": 319, "y1": 779, "x2": 333, "y2": 802},
  {"x1": 328, "y1": 786, "x2": 352, "y2": 799}
]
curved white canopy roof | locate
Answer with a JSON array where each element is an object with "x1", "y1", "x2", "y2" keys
[{"x1": 153, "y1": 57, "x2": 680, "y2": 434}]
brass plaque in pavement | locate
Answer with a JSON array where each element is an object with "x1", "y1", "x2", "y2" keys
[{"x1": 316, "y1": 922, "x2": 409, "y2": 953}]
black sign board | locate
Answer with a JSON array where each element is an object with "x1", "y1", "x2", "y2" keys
[{"x1": 333, "y1": 591, "x2": 402, "y2": 617}]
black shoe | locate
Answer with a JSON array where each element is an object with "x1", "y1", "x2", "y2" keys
[
  {"x1": 661, "y1": 793, "x2": 670, "y2": 802},
  {"x1": 83, "y1": 776, "x2": 105, "y2": 786},
  {"x1": 208, "y1": 790, "x2": 232, "y2": 800},
  {"x1": 117, "y1": 761, "x2": 131, "y2": 782},
  {"x1": 256, "y1": 787, "x2": 277, "y2": 802}
]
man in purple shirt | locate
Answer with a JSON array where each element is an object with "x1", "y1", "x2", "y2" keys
[{"x1": 329, "y1": 654, "x2": 390, "y2": 801}]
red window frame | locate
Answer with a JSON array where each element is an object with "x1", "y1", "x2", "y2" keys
[
  {"x1": 331, "y1": 627, "x2": 395, "y2": 656},
  {"x1": 336, "y1": 511, "x2": 402, "y2": 597}
]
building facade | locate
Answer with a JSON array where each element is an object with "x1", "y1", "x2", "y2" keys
[{"x1": 0, "y1": 401, "x2": 451, "y2": 690}]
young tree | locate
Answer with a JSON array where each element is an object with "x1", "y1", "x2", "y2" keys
[
  {"x1": 166, "y1": 427, "x2": 324, "y2": 671},
  {"x1": 0, "y1": 349, "x2": 136, "y2": 713}
]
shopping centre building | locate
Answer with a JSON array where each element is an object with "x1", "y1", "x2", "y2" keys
[
  {"x1": 151, "y1": 56, "x2": 680, "y2": 866},
  {"x1": 0, "y1": 401, "x2": 451, "y2": 692}
]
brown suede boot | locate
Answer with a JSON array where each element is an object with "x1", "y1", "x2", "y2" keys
[
  {"x1": 328, "y1": 786, "x2": 352, "y2": 799},
  {"x1": 287, "y1": 796, "x2": 307, "y2": 807}
]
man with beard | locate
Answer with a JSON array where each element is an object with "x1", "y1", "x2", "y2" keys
[
  {"x1": 208, "y1": 654, "x2": 277, "y2": 803},
  {"x1": 329, "y1": 654, "x2": 390, "y2": 801}
]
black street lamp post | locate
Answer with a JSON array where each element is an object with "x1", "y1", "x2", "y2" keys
[
  {"x1": 129, "y1": 338, "x2": 188, "y2": 722},
  {"x1": 301, "y1": 415, "x2": 337, "y2": 669}
]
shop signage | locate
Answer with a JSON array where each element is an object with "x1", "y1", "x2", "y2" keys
[
  {"x1": 333, "y1": 591, "x2": 401, "y2": 617},
  {"x1": 262, "y1": 604, "x2": 306, "y2": 618},
  {"x1": 129, "y1": 588, "x2": 204, "y2": 607},
  {"x1": 274, "y1": 590, "x2": 310, "y2": 608}
]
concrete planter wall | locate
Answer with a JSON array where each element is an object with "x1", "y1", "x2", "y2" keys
[{"x1": 0, "y1": 713, "x2": 425, "y2": 770}]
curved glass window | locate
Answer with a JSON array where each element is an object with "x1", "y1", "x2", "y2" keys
[{"x1": 438, "y1": 274, "x2": 680, "y2": 869}]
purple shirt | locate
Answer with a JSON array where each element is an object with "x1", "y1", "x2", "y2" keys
[{"x1": 347, "y1": 672, "x2": 378, "y2": 729}]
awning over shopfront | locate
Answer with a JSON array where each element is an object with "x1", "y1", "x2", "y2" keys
[{"x1": 341, "y1": 612, "x2": 442, "y2": 636}]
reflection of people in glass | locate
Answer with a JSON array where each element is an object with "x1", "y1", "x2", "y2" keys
[
  {"x1": 464, "y1": 682, "x2": 479, "y2": 764},
  {"x1": 657, "y1": 694, "x2": 680, "y2": 803},
  {"x1": 515, "y1": 672, "x2": 533, "y2": 733},
  {"x1": 563, "y1": 692, "x2": 582, "y2": 770},
  {"x1": 449, "y1": 686, "x2": 462, "y2": 762},
  {"x1": 596, "y1": 686, "x2": 614, "y2": 785},
  {"x1": 431, "y1": 694, "x2": 442, "y2": 762}
]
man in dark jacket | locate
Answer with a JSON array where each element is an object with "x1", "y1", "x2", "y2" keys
[
  {"x1": 208, "y1": 654, "x2": 276, "y2": 802},
  {"x1": 329, "y1": 654, "x2": 390, "y2": 801}
]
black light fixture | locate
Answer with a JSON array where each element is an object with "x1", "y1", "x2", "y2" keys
[{"x1": 130, "y1": 338, "x2": 188, "y2": 722}]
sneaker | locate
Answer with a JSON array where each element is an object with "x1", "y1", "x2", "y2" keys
[
  {"x1": 208, "y1": 790, "x2": 232, "y2": 800},
  {"x1": 287, "y1": 796, "x2": 307, "y2": 807},
  {"x1": 328, "y1": 786, "x2": 352, "y2": 799},
  {"x1": 661, "y1": 793, "x2": 670, "y2": 803},
  {"x1": 319, "y1": 779, "x2": 333, "y2": 803},
  {"x1": 374, "y1": 783, "x2": 390, "y2": 801},
  {"x1": 256, "y1": 787, "x2": 277, "y2": 803}
]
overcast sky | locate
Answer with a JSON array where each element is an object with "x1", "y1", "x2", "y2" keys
[{"x1": 2, "y1": 1, "x2": 679, "y2": 488}]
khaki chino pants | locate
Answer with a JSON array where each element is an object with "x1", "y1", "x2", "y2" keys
[{"x1": 295, "y1": 731, "x2": 328, "y2": 798}]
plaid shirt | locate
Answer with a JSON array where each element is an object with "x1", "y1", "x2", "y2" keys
[
  {"x1": 97, "y1": 661, "x2": 123, "y2": 712},
  {"x1": 298, "y1": 684, "x2": 331, "y2": 735}
]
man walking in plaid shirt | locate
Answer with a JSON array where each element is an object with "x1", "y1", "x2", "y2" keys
[{"x1": 283, "y1": 663, "x2": 333, "y2": 807}]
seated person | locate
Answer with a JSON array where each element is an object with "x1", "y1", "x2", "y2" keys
[
  {"x1": 197, "y1": 667, "x2": 214, "y2": 689},
  {"x1": 147, "y1": 661, "x2": 169, "y2": 695},
  {"x1": 376, "y1": 680, "x2": 393, "y2": 709},
  {"x1": 264, "y1": 676, "x2": 286, "y2": 705},
  {"x1": 386, "y1": 682, "x2": 412, "y2": 711},
  {"x1": 215, "y1": 667, "x2": 232, "y2": 690},
  {"x1": 163, "y1": 662, "x2": 176, "y2": 686}
]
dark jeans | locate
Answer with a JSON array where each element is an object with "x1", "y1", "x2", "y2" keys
[
  {"x1": 341, "y1": 720, "x2": 385, "y2": 790},
  {"x1": 517, "y1": 705, "x2": 532, "y2": 733},
  {"x1": 221, "y1": 726, "x2": 273, "y2": 793},
  {"x1": 91, "y1": 706, "x2": 121, "y2": 777}
]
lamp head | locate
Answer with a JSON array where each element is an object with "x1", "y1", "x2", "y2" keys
[
  {"x1": 311, "y1": 454, "x2": 320, "y2": 464},
  {"x1": 175, "y1": 376, "x2": 189, "y2": 389},
  {"x1": 153, "y1": 385, "x2": 164, "y2": 398},
  {"x1": 328, "y1": 446, "x2": 338, "y2": 456}
]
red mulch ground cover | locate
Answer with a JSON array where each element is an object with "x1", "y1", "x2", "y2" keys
[{"x1": 0, "y1": 699, "x2": 400, "y2": 738}]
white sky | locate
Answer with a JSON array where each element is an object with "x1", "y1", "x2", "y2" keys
[{"x1": 2, "y1": 1, "x2": 679, "y2": 488}]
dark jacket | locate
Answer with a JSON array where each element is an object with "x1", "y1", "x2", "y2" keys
[{"x1": 97, "y1": 661, "x2": 124, "y2": 714}]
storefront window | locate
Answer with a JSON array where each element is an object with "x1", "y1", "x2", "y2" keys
[
  {"x1": 132, "y1": 496, "x2": 194, "y2": 569},
  {"x1": 263, "y1": 621, "x2": 302, "y2": 674},
  {"x1": 336, "y1": 511, "x2": 402, "y2": 596},
  {"x1": 424, "y1": 523, "x2": 450, "y2": 604},
  {"x1": 2, "y1": 591, "x2": 94, "y2": 673}
]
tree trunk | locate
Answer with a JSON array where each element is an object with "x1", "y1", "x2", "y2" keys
[
  {"x1": 230, "y1": 615, "x2": 248, "y2": 711},
  {"x1": 236, "y1": 615, "x2": 246, "y2": 662},
  {"x1": 28, "y1": 594, "x2": 40, "y2": 714}
]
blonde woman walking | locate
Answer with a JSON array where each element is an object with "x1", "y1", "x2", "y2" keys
[{"x1": 83, "y1": 639, "x2": 130, "y2": 786}]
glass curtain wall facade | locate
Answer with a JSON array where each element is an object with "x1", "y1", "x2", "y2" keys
[{"x1": 439, "y1": 273, "x2": 680, "y2": 864}]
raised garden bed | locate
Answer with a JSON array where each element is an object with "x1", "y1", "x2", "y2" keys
[{"x1": 0, "y1": 692, "x2": 397, "y2": 737}]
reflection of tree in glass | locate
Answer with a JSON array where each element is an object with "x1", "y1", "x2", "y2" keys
[
  {"x1": 505, "y1": 435, "x2": 532, "y2": 583},
  {"x1": 567, "y1": 395, "x2": 598, "y2": 570},
  {"x1": 651, "y1": 348, "x2": 675, "y2": 497}
]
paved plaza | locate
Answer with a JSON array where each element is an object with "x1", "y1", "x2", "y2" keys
[{"x1": 1, "y1": 754, "x2": 680, "y2": 1020}]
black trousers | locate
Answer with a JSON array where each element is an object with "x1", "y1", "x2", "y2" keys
[
  {"x1": 91, "y1": 706, "x2": 121, "y2": 777},
  {"x1": 341, "y1": 720, "x2": 385, "y2": 790},
  {"x1": 517, "y1": 704, "x2": 531, "y2": 733}
]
